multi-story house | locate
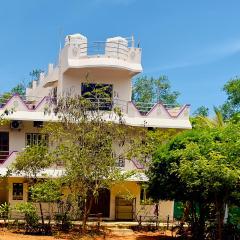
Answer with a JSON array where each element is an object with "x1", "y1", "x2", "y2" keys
[{"x1": 0, "y1": 33, "x2": 191, "y2": 221}]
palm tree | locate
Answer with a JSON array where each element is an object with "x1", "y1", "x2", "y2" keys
[{"x1": 196, "y1": 106, "x2": 225, "y2": 128}]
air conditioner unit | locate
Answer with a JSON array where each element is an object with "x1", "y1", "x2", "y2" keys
[
  {"x1": 33, "y1": 121, "x2": 43, "y2": 128},
  {"x1": 10, "y1": 120, "x2": 22, "y2": 130}
]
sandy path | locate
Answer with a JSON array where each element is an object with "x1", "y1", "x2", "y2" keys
[{"x1": 0, "y1": 230, "x2": 173, "y2": 240}]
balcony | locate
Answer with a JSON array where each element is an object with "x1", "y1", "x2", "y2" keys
[
  {"x1": 60, "y1": 35, "x2": 142, "y2": 74},
  {"x1": 0, "y1": 94, "x2": 191, "y2": 129}
]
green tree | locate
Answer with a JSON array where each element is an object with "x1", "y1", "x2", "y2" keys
[
  {"x1": 0, "y1": 83, "x2": 26, "y2": 105},
  {"x1": 148, "y1": 124, "x2": 240, "y2": 240},
  {"x1": 220, "y1": 77, "x2": 240, "y2": 119},
  {"x1": 132, "y1": 75, "x2": 180, "y2": 105},
  {"x1": 193, "y1": 106, "x2": 225, "y2": 129},
  {"x1": 13, "y1": 88, "x2": 135, "y2": 232},
  {"x1": 30, "y1": 179, "x2": 62, "y2": 229},
  {"x1": 42, "y1": 93, "x2": 133, "y2": 231},
  {"x1": 15, "y1": 202, "x2": 39, "y2": 230},
  {"x1": 29, "y1": 69, "x2": 44, "y2": 81},
  {"x1": 193, "y1": 106, "x2": 209, "y2": 117},
  {"x1": 12, "y1": 144, "x2": 52, "y2": 178},
  {"x1": 12, "y1": 144, "x2": 53, "y2": 229}
]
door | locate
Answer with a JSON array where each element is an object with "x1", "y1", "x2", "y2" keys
[
  {"x1": 90, "y1": 188, "x2": 110, "y2": 218},
  {"x1": 115, "y1": 196, "x2": 136, "y2": 220},
  {"x1": 0, "y1": 132, "x2": 9, "y2": 163}
]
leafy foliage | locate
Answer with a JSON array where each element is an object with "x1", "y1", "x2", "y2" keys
[
  {"x1": 43, "y1": 93, "x2": 134, "y2": 230},
  {"x1": 132, "y1": 75, "x2": 180, "y2": 105},
  {"x1": 193, "y1": 106, "x2": 209, "y2": 117},
  {"x1": 12, "y1": 144, "x2": 52, "y2": 178},
  {"x1": 148, "y1": 123, "x2": 240, "y2": 239},
  {"x1": 15, "y1": 202, "x2": 39, "y2": 228},
  {"x1": 30, "y1": 179, "x2": 61, "y2": 203},
  {"x1": 0, "y1": 83, "x2": 25, "y2": 105},
  {"x1": 0, "y1": 202, "x2": 11, "y2": 222},
  {"x1": 220, "y1": 77, "x2": 240, "y2": 119}
]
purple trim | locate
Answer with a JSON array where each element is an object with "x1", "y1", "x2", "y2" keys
[
  {"x1": 146, "y1": 102, "x2": 172, "y2": 118},
  {"x1": 130, "y1": 101, "x2": 191, "y2": 119},
  {"x1": 0, "y1": 94, "x2": 190, "y2": 119},
  {"x1": 0, "y1": 94, "x2": 48, "y2": 112},
  {"x1": 132, "y1": 158, "x2": 144, "y2": 169},
  {"x1": 28, "y1": 96, "x2": 48, "y2": 111},
  {"x1": 171, "y1": 104, "x2": 191, "y2": 118}
]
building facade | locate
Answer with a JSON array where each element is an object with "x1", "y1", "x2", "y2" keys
[{"x1": 0, "y1": 33, "x2": 191, "y2": 221}]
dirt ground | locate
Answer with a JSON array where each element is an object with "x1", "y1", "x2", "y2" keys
[{"x1": 0, "y1": 229, "x2": 174, "y2": 240}]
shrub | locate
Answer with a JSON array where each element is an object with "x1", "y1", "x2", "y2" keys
[
  {"x1": 15, "y1": 202, "x2": 39, "y2": 228},
  {"x1": 0, "y1": 202, "x2": 11, "y2": 223}
]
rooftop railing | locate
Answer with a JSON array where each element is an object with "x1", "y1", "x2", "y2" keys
[{"x1": 69, "y1": 40, "x2": 136, "y2": 61}]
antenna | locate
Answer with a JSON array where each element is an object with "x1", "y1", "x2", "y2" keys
[
  {"x1": 131, "y1": 34, "x2": 134, "y2": 48},
  {"x1": 58, "y1": 28, "x2": 63, "y2": 66}
]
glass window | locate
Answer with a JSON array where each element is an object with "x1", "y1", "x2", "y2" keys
[
  {"x1": 13, "y1": 183, "x2": 23, "y2": 200},
  {"x1": 81, "y1": 83, "x2": 113, "y2": 110},
  {"x1": 140, "y1": 185, "x2": 153, "y2": 205},
  {"x1": 25, "y1": 133, "x2": 48, "y2": 147},
  {"x1": 116, "y1": 155, "x2": 125, "y2": 168}
]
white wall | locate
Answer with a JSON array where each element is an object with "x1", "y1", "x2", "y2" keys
[{"x1": 60, "y1": 68, "x2": 132, "y2": 102}]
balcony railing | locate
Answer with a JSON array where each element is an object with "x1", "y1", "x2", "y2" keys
[
  {"x1": 67, "y1": 38, "x2": 139, "y2": 62},
  {"x1": 0, "y1": 94, "x2": 188, "y2": 117},
  {"x1": 78, "y1": 41, "x2": 130, "y2": 59}
]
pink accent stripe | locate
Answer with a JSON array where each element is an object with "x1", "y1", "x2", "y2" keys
[
  {"x1": 131, "y1": 101, "x2": 191, "y2": 119},
  {"x1": 0, "y1": 151, "x2": 18, "y2": 164},
  {"x1": 0, "y1": 94, "x2": 190, "y2": 119},
  {"x1": 0, "y1": 94, "x2": 48, "y2": 111},
  {"x1": 132, "y1": 158, "x2": 144, "y2": 169}
]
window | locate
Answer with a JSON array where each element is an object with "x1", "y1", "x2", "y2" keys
[
  {"x1": 140, "y1": 185, "x2": 153, "y2": 205},
  {"x1": 25, "y1": 133, "x2": 48, "y2": 146},
  {"x1": 13, "y1": 183, "x2": 23, "y2": 200},
  {"x1": 81, "y1": 83, "x2": 113, "y2": 110},
  {"x1": 0, "y1": 132, "x2": 9, "y2": 161},
  {"x1": 116, "y1": 155, "x2": 125, "y2": 168}
]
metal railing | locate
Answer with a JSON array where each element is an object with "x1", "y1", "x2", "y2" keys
[
  {"x1": 0, "y1": 151, "x2": 9, "y2": 162},
  {"x1": 0, "y1": 94, "x2": 185, "y2": 115},
  {"x1": 70, "y1": 41, "x2": 130, "y2": 61},
  {"x1": 132, "y1": 101, "x2": 181, "y2": 115}
]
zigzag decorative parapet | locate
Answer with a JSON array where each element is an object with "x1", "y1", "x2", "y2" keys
[
  {"x1": 127, "y1": 101, "x2": 190, "y2": 120},
  {"x1": 0, "y1": 95, "x2": 191, "y2": 129},
  {"x1": 0, "y1": 94, "x2": 49, "y2": 112}
]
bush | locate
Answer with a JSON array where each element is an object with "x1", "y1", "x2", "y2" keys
[
  {"x1": 0, "y1": 202, "x2": 11, "y2": 223},
  {"x1": 54, "y1": 212, "x2": 72, "y2": 231},
  {"x1": 15, "y1": 202, "x2": 39, "y2": 229}
]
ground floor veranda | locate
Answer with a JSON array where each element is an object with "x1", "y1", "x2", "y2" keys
[{"x1": 0, "y1": 177, "x2": 174, "y2": 222}]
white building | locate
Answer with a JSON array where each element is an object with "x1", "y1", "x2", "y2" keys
[{"x1": 0, "y1": 33, "x2": 191, "y2": 221}]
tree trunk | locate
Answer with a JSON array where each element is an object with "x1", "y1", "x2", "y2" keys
[
  {"x1": 39, "y1": 202, "x2": 45, "y2": 227},
  {"x1": 197, "y1": 202, "x2": 206, "y2": 240},
  {"x1": 190, "y1": 201, "x2": 206, "y2": 240},
  {"x1": 82, "y1": 196, "x2": 94, "y2": 233},
  {"x1": 216, "y1": 198, "x2": 224, "y2": 240}
]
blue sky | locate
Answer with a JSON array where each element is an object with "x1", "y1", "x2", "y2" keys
[{"x1": 0, "y1": 0, "x2": 240, "y2": 113}]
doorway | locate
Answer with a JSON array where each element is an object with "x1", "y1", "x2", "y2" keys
[
  {"x1": 90, "y1": 188, "x2": 110, "y2": 218},
  {"x1": 0, "y1": 132, "x2": 9, "y2": 163},
  {"x1": 115, "y1": 196, "x2": 136, "y2": 220}
]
